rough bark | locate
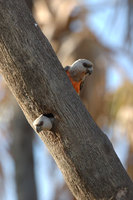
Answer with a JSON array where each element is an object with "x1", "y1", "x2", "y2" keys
[
  {"x1": 25, "y1": 0, "x2": 33, "y2": 11},
  {"x1": 10, "y1": 102, "x2": 37, "y2": 200},
  {"x1": 127, "y1": 145, "x2": 133, "y2": 181},
  {"x1": 0, "y1": 0, "x2": 133, "y2": 199}
]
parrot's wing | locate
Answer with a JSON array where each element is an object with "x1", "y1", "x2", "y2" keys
[{"x1": 80, "y1": 80, "x2": 85, "y2": 92}]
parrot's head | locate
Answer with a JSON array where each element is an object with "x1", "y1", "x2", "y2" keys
[{"x1": 69, "y1": 59, "x2": 93, "y2": 82}]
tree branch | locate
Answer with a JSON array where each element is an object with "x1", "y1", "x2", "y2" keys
[{"x1": 0, "y1": 0, "x2": 133, "y2": 199}]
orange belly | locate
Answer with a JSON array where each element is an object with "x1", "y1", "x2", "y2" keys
[{"x1": 66, "y1": 71, "x2": 81, "y2": 94}]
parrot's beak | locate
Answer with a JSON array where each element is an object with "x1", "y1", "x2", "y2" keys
[
  {"x1": 86, "y1": 69, "x2": 92, "y2": 75},
  {"x1": 89, "y1": 70, "x2": 92, "y2": 75}
]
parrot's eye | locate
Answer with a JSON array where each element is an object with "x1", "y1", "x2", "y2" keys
[{"x1": 83, "y1": 62, "x2": 92, "y2": 68}]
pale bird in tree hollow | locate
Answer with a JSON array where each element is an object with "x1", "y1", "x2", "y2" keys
[{"x1": 33, "y1": 59, "x2": 93, "y2": 132}]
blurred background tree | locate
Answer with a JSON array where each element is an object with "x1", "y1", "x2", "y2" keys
[{"x1": 0, "y1": 0, "x2": 133, "y2": 199}]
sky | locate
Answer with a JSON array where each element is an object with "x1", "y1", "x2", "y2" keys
[{"x1": 86, "y1": 0, "x2": 133, "y2": 91}]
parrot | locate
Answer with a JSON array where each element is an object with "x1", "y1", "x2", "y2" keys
[
  {"x1": 64, "y1": 59, "x2": 93, "y2": 94},
  {"x1": 33, "y1": 59, "x2": 93, "y2": 132}
]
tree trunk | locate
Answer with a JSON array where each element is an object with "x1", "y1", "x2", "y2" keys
[
  {"x1": 0, "y1": 0, "x2": 133, "y2": 199},
  {"x1": 25, "y1": 0, "x2": 33, "y2": 11},
  {"x1": 127, "y1": 145, "x2": 133, "y2": 181}
]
